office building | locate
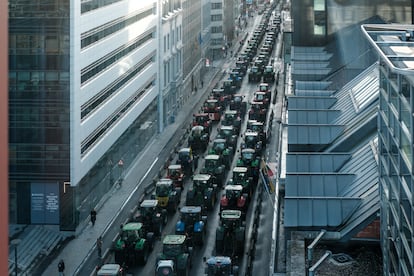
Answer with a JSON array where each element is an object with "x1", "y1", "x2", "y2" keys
[
  {"x1": 1, "y1": 0, "x2": 9, "y2": 273},
  {"x1": 9, "y1": 0, "x2": 159, "y2": 231},
  {"x1": 363, "y1": 24, "x2": 414, "y2": 276}
]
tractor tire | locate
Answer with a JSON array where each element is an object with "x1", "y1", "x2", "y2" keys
[{"x1": 141, "y1": 248, "x2": 149, "y2": 265}]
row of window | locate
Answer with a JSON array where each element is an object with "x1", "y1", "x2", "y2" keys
[
  {"x1": 81, "y1": 77, "x2": 156, "y2": 155},
  {"x1": 211, "y1": 3, "x2": 222, "y2": 10},
  {"x1": 81, "y1": 7, "x2": 154, "y2": 49},
  {"x1": 211, "y1": 14, "x2": 222, "y2": 21},
  {"x1": 163, "y1": 25, "x2": 182, "y2": 52},
  {"x1": 162, "y1": 0, "x2": 181, "y2": 17},
  {"x1": 81, "y1": 0, "x2": 123, "y2": 13},
  {"x1": 211, "y1": 26, "x2": 222, "y2": 33},
  {"x1": 81, "y1": 53, "x2": 155, "y2": 120},
  {"x1": 164, "y1": 51, "x2": 181, "y2": 87},
  {"x1": 81, "y1": 29, "x2": 155, "y2": 85}
]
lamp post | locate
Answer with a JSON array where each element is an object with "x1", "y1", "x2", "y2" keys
[{"x1": 11, "y1": 239, "x2": 21, "y2": 276}]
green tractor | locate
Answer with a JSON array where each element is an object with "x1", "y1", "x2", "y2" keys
[
  {"x1": 208, "y1": 138, "x2": 234, "y2": 169},
  {"x1": 201, "y1": 154, "x2": 226, "y2": 187},
  {"x1": 153, "y1": 178, "x2": 181, "y2": 213},
  {"x1": 248, "y1": 65, "x2": 261, "y2": 83},
  {"x1": 186, "y1": 174, "x2": 218, "y2": 211},
  {"x1": 204, "y1": 256, "x2": 239, "y2": 276},
  {"x1": 155, "y1": 235, "x2": 192, "y2": 276},
  {"x1": 133, "y1": 199, "x2": 167, "y2": 237},
  {"x1": 215, "y1": 210, "x2": 245, "y2": 258},
  {"x1": 232, "y1": 166, "x2": 254, "y2": 197},
  {"x1": 113, "y1": 222, "x2": 154, "y2": 266}
]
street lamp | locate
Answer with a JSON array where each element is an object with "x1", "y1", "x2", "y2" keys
[{"x1": 11, "y1": 239, "x2": 21, "y2": 276}]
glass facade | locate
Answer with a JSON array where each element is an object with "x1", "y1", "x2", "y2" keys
[
  {"x1": 364, "y1": 27, "x2": 414, "y2": 275},
  {"x1": 9, "y1": 0, "x2": 70, "y2": 225},
  {"x1": 9, "y1": 0, "x2": 159, "y2": 230},
  {"x1": 75, "y1": 99, "x2": 158, "y2": 228},
  {"x1": 291, "y1": 0, "x2": 412, "y2": 46}
]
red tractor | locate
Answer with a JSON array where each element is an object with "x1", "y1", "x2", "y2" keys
[
  {"x1": 167, "y1": 164, "x2": 184, "y2": 188},
  {"x1": 204, "y1": 99, "x2": 222, "y2": 121},
  {"x1": 192, "y1": 113, "x2": 212, "y2": 134}
]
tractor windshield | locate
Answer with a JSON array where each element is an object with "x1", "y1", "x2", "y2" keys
[
  {"x1": 156, "y1": 184, "x2": 170, "y2": 197},
  {"x1": 163, "y1": 243, "x2": 183, "y2": 257},
  {"x1": 207, "y1": 264, "x2": 231, "y2": 275}
]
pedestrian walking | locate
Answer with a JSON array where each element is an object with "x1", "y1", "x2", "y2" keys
[
  {"x1": 90, "y1": 209, "x2": 97, "y2": 226},
  {"x1": 58, "y1": 259, "x2": 65, "y2": 276},
  {"x1": 97, "y1": 236, "x2": 103, "y2": 258},
  {"x1": 201, "y1": 80, "x2": 204, "y2": 88}
]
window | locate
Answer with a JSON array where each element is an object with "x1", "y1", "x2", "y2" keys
[
  {"x1": 211, "y1": 14, "x2": 222, "y2": 21},
  {"x1": 211, "y1": 2, "x2": 222, "y2": 9}
]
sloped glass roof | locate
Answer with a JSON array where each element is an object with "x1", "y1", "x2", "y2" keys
[{"x1": 349, "y1": 67, "x2": 379, "y2": 112}]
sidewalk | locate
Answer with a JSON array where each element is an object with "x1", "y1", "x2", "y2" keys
[{"x1": 42, "y1": 61, "x2": 226, "y2": 276}]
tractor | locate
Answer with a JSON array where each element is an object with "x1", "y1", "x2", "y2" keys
[
  {"x1": 237, "y1": 148, "x2": 260, "y2": 183},
  {"x1": 248, "y1": 66, "x2": 261, "y2": 83},
  {"x1": 188, "y1": 125, "x2": 209, "y2": 153},
  {"x1": 186, "y1": 174, "x2": 218, "y2": 211},
  {"x1": 176, "y1": 206, "x2": 207, "y2": 246},
  {"x1": 216, "y1": 126, "x2": 238, "y2": 150},
  {"x1": 113, "y1": 222, "x2": 154, "y2": 266},
  {"x1": 209, "y1": 138, "x2": 234, "y2": 169},
  {"x1": 176, "y1": 147, "x2": 198, "y2": 175},
  {"x1": 204, "y1": 99, "x2": 222, "y2": 121},
  {"x1": 204, "y1": 256, "x2": 239, "y2": 276},
  {"x1": 215, "y1": 210, "x2": 245, "y2": 258},
  {"x1": 247, "y1": 120, "x2": 268, "y2": 145},
  {"x1": 253, "y1": 91, "x2": 270, "y2": 108},
  {"x1": 229, "y1": 94, "x2": 247, "y2": 118},
  {"x1": 222, "y1": 110, "x2": 242, "y2": 135},
  {"x1": 192, "y1": 113, "x2": 212, "y2": 134},
  {"x1": 220, "y1": 184, "x2": 248, "y2": 217},
  {"x1": 167, "y1": 164, "x2": 184, "y2": 188},
  {"x1": 212, "y1": 88, "x2": 230, "y2": 109},
  {"x1": 241, "y1": 131, "x2": 263, "y2": 155},
  {"x1": 201, "y1": 154, "x2": 226, "y2": 187},
  {"x1": 248, "y1": 101, "x2": 266, "y2": 122},
  {"x1": 229, "y1": 71, "x2": 242, "y2": 88},
  {"x1": 155, "y1": 235, "x2": 192, "y2": 276},
  {"x1": 232, "y1": 166, "x2": 254, "y2": 197},
  {"x1": 153, "y1": 178, "x2": 181, "y2": 213},
  {"x1": 133, "y1": 199, "x2": 167, "y2": 237},
  {"x1": 263, "y1": 65, "x2": 275, "y2": 83},
  {"x1": 222, "y1": 79, "x2": 236, "y2": 97}
]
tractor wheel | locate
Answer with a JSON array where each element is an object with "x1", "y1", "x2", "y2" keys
[{"x1": 141, "y1": 248, "x2": 149, "y2": 265}]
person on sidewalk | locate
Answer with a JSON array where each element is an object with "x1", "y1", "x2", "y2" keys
[
  {"x1": 58, "y1": 259, "x2": 65, "y2": 276},
  {"x1": 90, "y1": 209, "x2": 97, "y2": 226},
  {"x1": 97, "y1": 236, "x2": 103, "y2": 258}
]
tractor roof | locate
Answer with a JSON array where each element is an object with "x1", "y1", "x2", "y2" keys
[
  {"x1": 233, "y1": 166, "x2": 248, "y2": 173},
  {"x1": 180, "y1": 206, "x2": 202, "y2": 214},
  {"x1": 205, "y1": 154, "x2": 220, "y2": 160},
  {"x1": 206, "y1": 256, "x2": 232, "y2": 266},
  {"x1": 213, "y1": 138, "x2": 226, "y2": 144},
  {"x1": 178, "y1": 147, "x2": 191, "y2": 154},
  {"x1": 140, "y1": 199, "x2": 158, "y2": 208},
  {"x1": 241, "y1": 148, "x2": 256, "y2": 154},
  {"x1": 221, "y1": 210, "x2": 242, "y2": 219},
  {"x1": 245, "y1": 131, "x2": 259, "y2": 136},
  {"x1": 225, "y1": 185, "x2": 243, "y2": 191},
  {"x1": 224, "y1": 110, "x2": 238, "y2": 115},
  {"x1": 156, "y1": 178, "x2": 173, "y2": 186},
  {"x1": 168, "y1": 164, "x2": 182, "y2": 170},
  {"x1": 193, "y1": 174, "x2": 211, "y2": 181},
  {"x1": 163, "y1": 234, "x2": 186, "y2": 245},
  {"x1": 123, "y1": 222, "x2": 143, "y2": 231}
]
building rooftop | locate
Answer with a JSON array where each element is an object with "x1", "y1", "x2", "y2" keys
[{"x1": 362, "y1": 24, "x2": 414, "y2": 75}]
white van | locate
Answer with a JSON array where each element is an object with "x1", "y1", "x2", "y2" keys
[{"x1": 97, "y1": 264, "x2": 123, "y2": 276}]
